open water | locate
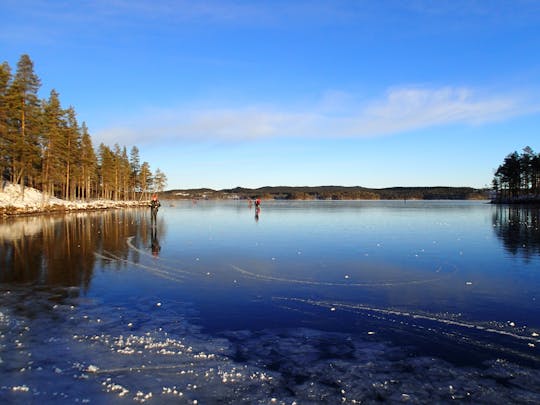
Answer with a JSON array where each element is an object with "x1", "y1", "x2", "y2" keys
[{"x1": 1, "y1": 200, "x2": 540, "y2": 404}]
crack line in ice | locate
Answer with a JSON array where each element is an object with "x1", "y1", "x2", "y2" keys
[
  {"x1": 95, "y1": 251, "x2": 186, "y2": 284},
  {"x1": 126, "y1": 235, "x2": 458, "y2": 288},
  {"x1": 230, "y1": 263, "x2": 457, "y2": 287},
  {"x1": 91, "y1": 363, "x2": 202, "y2": 375},
  {"x1": 126, "y1": 236, "x2": 176, "y2": 265},
  {"x1": 126, "y1": 236, "x2": 195, "y2": 275},
  {"x1": 277, "y1": 297, "x2": 540, "y2": 346}
]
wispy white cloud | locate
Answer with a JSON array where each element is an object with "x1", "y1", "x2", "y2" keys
[
  {"x1": 95, "y1": 85, "x2": 536, "y2": 145},
  {"x1": 344, "y1": 86, "x2": 523, "y2": 136}
]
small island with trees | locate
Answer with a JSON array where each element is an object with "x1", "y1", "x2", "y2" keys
[{"x1": 492, "y1": 147, "x2": 540, "y2": 204}]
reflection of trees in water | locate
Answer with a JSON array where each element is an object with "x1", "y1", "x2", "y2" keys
[
  {"x1": 492, "y1": 205, "x2": 540, "y2": 259},
  {"x1": 0, "y1": 223, "x2": 44, "y2": 283},
  {"x1": 0, "y1": 209, "x2": 162, "y2": 291}
]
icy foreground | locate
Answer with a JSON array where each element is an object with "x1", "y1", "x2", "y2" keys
[
  {"x1": 1, "y1": 289, "x2": 540, "y2": 404},
  {"x1": 0, "y1": 183, "x2": 145, "y2": 215}
]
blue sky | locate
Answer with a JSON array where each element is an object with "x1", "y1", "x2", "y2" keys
[{"x1": 2, "y1": 0, "x2": 540, "y2": 190}]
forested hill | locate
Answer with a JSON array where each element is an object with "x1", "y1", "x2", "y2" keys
[{"x1": 162, "y1": 186, "x2": 488, "y2": 200}]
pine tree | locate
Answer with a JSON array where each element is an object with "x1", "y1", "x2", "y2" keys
[
  {"x1": 79, "y1": 123, "x2": 97, "y2": 200},
  {"x1": 63, "y1": 107, "x2": 81, "y2": 200},
  {"x1": 98, "y1": 143, "x2": 115, "y2": 200},
  {"x1": 153, "y1": 168, "x2": 167, "y2": 193},
  {"x1": 41, "y1": 89, "x2": 65, "y2": 197},
  {"x1": 111, "y1": 143, "x2": 122, "y2": 201},
  {"x1": 120, "y1": 146, "x2": 131, "y2": 201},
  {"x1": 129, "y1": 146, "x2": 141, "y2": 200},
  {"x1": 0, "y1": 62, "x2": 12, "y2": 185},
  {"x1": 532, "y1": 154, "x2": 540, "y2": 197},
  {"x1": 139, "y1": 162, "x2": 152, "y2": 200},
  {"x1": 5, "y1": 54, "x2": 42, "y2": 191}
]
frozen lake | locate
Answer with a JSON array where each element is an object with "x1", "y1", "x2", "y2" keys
[{"x1": 1, "y1": 200, "x2": 540, "y2": 403}]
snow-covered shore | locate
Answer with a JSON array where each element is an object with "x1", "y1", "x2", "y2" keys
[{"x1": 0, "y1": 182, "x2": 148, "y2": 216}]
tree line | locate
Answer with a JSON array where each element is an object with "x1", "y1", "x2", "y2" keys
[
  {"x1": 0, "y1": 54, "x2": 166, "y2": 200},
  {"x1": 163, "y1": 185, "x2": 487, "y2": 200},
  {"x1": 492, "y1": 146, "x2": 540, "y2": 202}
]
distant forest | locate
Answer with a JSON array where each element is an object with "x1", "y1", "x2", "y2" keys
[
  {"x1": 0, "y1": 54, "x2": 166, "y2": 201},
  {"x1": 163, "y1": 186, "x2": 488, "y2": 201},
  {"x1": 492, "y1": 146, "x2": 540, "y2": 203}
]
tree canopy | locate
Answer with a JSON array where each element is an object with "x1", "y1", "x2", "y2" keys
[
  {"x1": 492, "y1": 147, "x2": 540, "y2": 202},
  {"x1": 0, "y1": 54, "x2": 167, "y2": 200}
]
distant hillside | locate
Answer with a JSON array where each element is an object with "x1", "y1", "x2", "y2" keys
[{"x1": 161, "y1": 186, "x2": 488, "y2": 201}]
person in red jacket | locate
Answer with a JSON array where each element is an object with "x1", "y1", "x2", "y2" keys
[{"x1": 150, "y1": 194, "x2": 161, "y2": 224}]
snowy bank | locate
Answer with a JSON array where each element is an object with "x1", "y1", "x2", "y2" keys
[{"x1": 0, "y1": 183, "x2": 147, "y2": 216}]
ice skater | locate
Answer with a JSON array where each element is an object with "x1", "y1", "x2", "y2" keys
[
  {"x1": 254, "y1": 198, "x2": 261, "y2": 222},
  {"x1": 150, "y1": 194, "x2": 161, "y2": 225}
]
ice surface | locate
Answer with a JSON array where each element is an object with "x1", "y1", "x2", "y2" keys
[
  {"x1": 2, "y1": 201, "x2": 540, "y2": 403},
  {"x1": 2, "y1": 287, "x2": 540, "y2": 404}
]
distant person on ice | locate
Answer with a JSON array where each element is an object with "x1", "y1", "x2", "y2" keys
[
  {"x1": 254, "y1": 198, "x2": 261, "y2": 222},
  {"x1": 150, "y1": 194, "x2": 161, "y2": 224}
]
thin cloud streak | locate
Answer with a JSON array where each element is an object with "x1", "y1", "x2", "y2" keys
[
  {"x1": 95, "y1": 86, "x2": 534, "y2": 145},
  {"x1": 350, "y1": 86, "x2": 521, "y2": 136}
]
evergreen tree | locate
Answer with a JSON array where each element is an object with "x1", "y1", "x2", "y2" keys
[
  {"x1": 98, "y1": 143, "x2": 114, "y2": 200},
  {"x1": 120, "y1": 146, "x2": 131, "y2": 200},
  {"x1": 63, "y1": 107, "x2": 81, "y2": 200},
  {"x1": 41, "y1": 89, "x2": 65, "y2": 197},
  {"x1": 79, "y1": 123, "x2": 97, "y2": 200},
  {"x1": 110, "y1": 144, "x2": 131, "y2": 201},
  {"x1": 129, "y1": 146, "x2": 141, "y2": 199},
  {"x1": 532, "y1": 153, "x2": 540, "y2": 196},
  {"x1": 153, "y1": 168, "x2": 167, "y2": 193},
  {"x1": 139, "y1": 161, "x2": 152, "y2": 200},
  {"x1": 112, "y1": 143, "x2": 122, "y2": 201},
  {"x1": 0, "y1": 62, "x2": 12, "y2": 185},
  {"x1": 5, "y1": 54, "x2": 42, "y2": 190}
]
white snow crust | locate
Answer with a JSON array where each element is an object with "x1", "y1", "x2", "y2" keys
[{"x1": 0, "y1": 182, "x2": 145, "y2": 215}]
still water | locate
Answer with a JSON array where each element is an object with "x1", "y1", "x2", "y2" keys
[{"x1": 1, "y1": 200, "x2": 540, "y2": 403}]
